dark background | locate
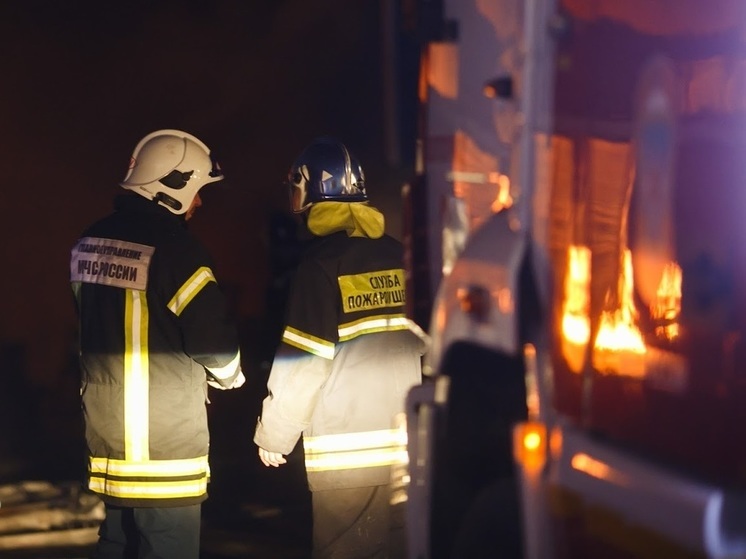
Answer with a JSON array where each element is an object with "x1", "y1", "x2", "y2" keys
[
  {"x1": 0, "y1": 0, "x2": 420, "y2": 461},
  {"x1": 0, "y1": 0, "x2": 422, "y2": 535}
]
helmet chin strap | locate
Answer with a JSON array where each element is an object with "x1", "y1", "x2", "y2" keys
[{"x1": 154, "y1": 192, "x2": 183, "y2": 212}]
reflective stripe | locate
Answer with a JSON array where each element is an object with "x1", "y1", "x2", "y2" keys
[
  {"x1": 338, "y1": 314, "x2": 411, "y2": 341},
  {"x1": 88, "y1": 477, "x2": 208, "y2": 499},
  {"x1": 88, "y1": 455, "x2": 210, "y2": 499},
  {"x1": 305, "y1": 449, "x2": 409, "y2": 471},
  {"x1": 124, "y1": 289, "x2": 149, "y2": 461},
  {"x1": 89, "y1": 455, "x2": 209, "y2": 477},
  {"x1": 282, "y1": 327, "x2": 335, "y2": 359},
  {"x1": 167, "y1": 267, "x2": 215, "y2": 316},
  {"x1": 206, "y1": 349, "x2": 241, "y2": 380},
  {"x1": 305, "y1": 429, "x2": 408, "y2": 452},
  {"x1": 304, "y1": 429, "x2": 408, "y2": 472}
]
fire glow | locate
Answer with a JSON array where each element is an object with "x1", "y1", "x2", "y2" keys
[{"x1": 560, "y1": 244, "x2": 591, "y2": 373}]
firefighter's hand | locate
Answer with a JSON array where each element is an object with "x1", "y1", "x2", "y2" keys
[
  {"x1": 207, "y1": 371, "x2": 246, "y2": 390},
  {"x1": 258, "y1": 447, "x2": 287, "y2": 468},
  {"x1": 229, "y1": 371, "x2": 246, "y2": 389}
]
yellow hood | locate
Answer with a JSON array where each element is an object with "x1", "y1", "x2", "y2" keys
[{"x1": 307, "y1": 202, "x2": 385, "y2": 239}]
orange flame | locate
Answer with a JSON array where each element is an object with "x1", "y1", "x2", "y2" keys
[
  {"x1": 561, "y1": 245, "x2": 592, "y2": 372},
  {"x1": 490, "y1": 172, "x2": 513, "y2": 213},
  {"x1": 650, "y1": 261, "x2": 682, "y2": 341},
  {"x1": 593, "y1": 250, "x2": 647, "y2": 377}
]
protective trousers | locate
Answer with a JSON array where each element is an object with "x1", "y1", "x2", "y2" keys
[
  {"x1": 91, "y1": 503, "x2": 201, "y2": 559},
  {"x1": 312, "y1": 484, "x2": 406, "y2": 559}
]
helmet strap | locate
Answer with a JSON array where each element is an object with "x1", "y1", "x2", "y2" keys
[{"x1": 154, "y1": 192, "x2": 183, "y2": 212}]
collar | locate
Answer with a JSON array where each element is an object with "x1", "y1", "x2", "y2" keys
[
  {"x1": 306, "y1": 202, "x2": 385, "y2": 239},
  {"x1": 114, "y1": 193, "x2": 184, "y2": 223}
]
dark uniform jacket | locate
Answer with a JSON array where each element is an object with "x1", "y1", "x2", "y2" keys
[
  {"x1": 70, "y1": 194, "x2": 242, "y2": 507},
  {"x1": 254, "y1": 202, "x2": 427, "y2": 491}
]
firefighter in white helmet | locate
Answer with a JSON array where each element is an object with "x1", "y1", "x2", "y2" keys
[
  {"x1": 70, "y1": 129, "x2": 245, "y2": 559},
  {"x1": 254, "y1": 136, "x2": 428, "y2": 559}
]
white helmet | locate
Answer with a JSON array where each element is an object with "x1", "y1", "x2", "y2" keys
[{"x1": 120, "y1": 129, "x2": 224, "y2": 215}]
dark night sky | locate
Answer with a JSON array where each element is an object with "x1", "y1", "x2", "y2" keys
[{"x1": 0, "y1": 1, "x2": 418, "y2": 393}]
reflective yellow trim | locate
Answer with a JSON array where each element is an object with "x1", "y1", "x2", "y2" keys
[
  {"x1": 338, "y1": 314, "x2": 411, "y2": 341},
  {"x1": 282, "y1": 327, "x2": 335, "y2": 359},
  {"x1": 88, "y1": 477, "x2": 207, "y2": 499},
  {"x1": 304, "y1": 429, "x2": 408, "y2": 471},
  {"x1": 306, "y1": 448, "x2": 409, "y2": 471},
  {"x1": 167, "y1": 267, "x2": 215, "y2": 316},
  {"x1": 124, "y1": 290, "x2": 149, "y2": 461},
  {"x1": 89, "y1": 455, "x2": 209, "y2": 477},
  {"x1": 304, "y1": 429, "x2": 407, "y2": 452}
]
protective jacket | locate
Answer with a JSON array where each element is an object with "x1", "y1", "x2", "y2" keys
[
  {"x1": 70, "y1": 194, "x2": 242, "y2": 507},
  {"x1": 254, "y1": 202, "x2": 427, "y2": 491}
]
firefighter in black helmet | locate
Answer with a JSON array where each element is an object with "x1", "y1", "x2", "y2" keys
[{"x1": 254, "y1": 137, "x2": 428, "y2": 558}]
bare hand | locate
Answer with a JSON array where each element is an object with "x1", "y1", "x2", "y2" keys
[
  {"x1": 258, "y1": 447, "x2": 287, "y2": 468},
  {"x1": 207, "y1": 371, "x2": 246, "y2": 390},
  {"x1": 230, "y1": 371, "x2": 246, "y2": 389}
]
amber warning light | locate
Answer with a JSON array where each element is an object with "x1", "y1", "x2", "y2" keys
[{"x1": 513, "y1": 421, "x2": 547, "y2": 471}]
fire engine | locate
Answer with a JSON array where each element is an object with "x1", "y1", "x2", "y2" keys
[{"x1": 400, "y1": 0, "x2": 746, "y2": 558}]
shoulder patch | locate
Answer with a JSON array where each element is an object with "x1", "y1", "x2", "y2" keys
[{"x1": 71, "y1": 237, "x2": 155, "y2": 291}]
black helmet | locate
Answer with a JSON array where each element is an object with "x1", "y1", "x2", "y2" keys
[{"x1": 287, "y1": 136, "x2": 367, "y2": 213}]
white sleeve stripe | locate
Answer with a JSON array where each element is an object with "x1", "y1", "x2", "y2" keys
[
  {"x1": 282, "y1": 330, "x2": 335, "y2": 360},
  {"x1": 206, "y1": 350, "x2": 241, "y2": 380},
  {"x1": 338, "y1": 316, "x2": 410, "y2": 338}
]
